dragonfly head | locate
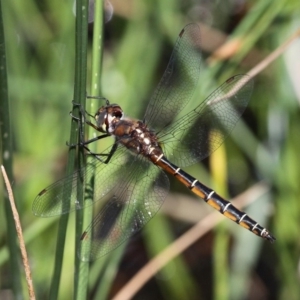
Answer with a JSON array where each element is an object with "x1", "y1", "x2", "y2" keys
[{"x1": 95, "y1": 104, "x2": 124, "y2": 133}]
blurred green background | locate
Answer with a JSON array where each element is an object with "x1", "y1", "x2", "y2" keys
[{"x1": 1, "y1": 0, "x2": 300, "y2": 299}]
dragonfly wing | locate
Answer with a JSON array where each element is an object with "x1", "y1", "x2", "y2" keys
[
  {"x1": 144, "y1": 23, "x2": 201, "y2": 131},
  {"x1": 32, "y1": 145, "x2": 128, "y2": 217},
  {"x1": 79, "y1": 153, "x2": 169, "y2": 261},
  {"x1": 32, "y1": 162, "x2": 96, "y2": 217},
  {"x1": 158, "y1": 75, "x2": 253, "y2": 167}
]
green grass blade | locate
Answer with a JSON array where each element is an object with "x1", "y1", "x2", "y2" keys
[
  {"x1": 48, "y1": 0, "x2": 89, "y2": 299},
  {"x1": 73, "y1": 0, "x2": 90, "y2": 299},
  {"x1": 0, "y1": 1, "x2": 23, "y2": 299}
]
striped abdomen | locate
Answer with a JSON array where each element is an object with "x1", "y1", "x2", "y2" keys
[{"x1": 153, "y1": 154, "x2": 275, "y2": 242}]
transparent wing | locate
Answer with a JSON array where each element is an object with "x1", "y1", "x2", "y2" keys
[
  {"x1": 144, "y1": 23, "x2": 201, "y2": 131},
  {"x1": 158, "y1": 75, "x2": 253, "y2": 167},
  {"x1": 32, "y1": 146, "x2": 130, "y2": 217},
  {"x1": 79, "y1": 153, "x2": 169, "y2": 261},
  {"x1": 32, "y1": 145, "x2": 169, "y2": 261}
]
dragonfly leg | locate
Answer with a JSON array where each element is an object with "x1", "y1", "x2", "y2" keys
[
  {"x1": 70, "y1": 101, "x2": 95, "y2": 124},
  {"x1": 69, "y1": 140, "x2": 118, "y2": 164},
  {"x1": 68, "y1": 101, "x2": 118, "y2": 164},
  {"x1": 66, "y1": 133, "x2": 110, "y2": 148},
  {"x1": 90, "y1": 142, "x2": 118, "y2": 164},
  {"x1": 68, "y1": 101, "x2": 110, "y2": 148},
  {"x1": 87, "y1": 95, "x2": 110, "y2": 106}
]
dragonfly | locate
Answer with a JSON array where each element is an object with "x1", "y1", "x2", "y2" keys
[{"x1": 33, "y1": 23, "x2": 275, "y2": 261}]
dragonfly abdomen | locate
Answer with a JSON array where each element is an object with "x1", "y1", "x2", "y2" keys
[{"x1": 155, "y1": 155, "x2": 276, "y2": 243}]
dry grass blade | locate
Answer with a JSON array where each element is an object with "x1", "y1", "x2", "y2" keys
[
  {"x1": 1, "y1": 166, "x2": 36, "y2": 300},
  {"x1": 247, "y1": 27, "x2": 300, "y2": 78},
  {"x1": 208, "y1": 27, "x2": 300, "y2": 106}
]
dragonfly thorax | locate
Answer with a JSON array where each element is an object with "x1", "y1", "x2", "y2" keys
[
  {"x1": 111, "y1": 118, "x2": 162, "y2": 159},
  {"x1": 94, "y1": 104, "x2": 124, "y2": 133}
]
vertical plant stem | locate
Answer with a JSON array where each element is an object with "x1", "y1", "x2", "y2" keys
[
  {"x1": 80, "y1": 0, "x2": 105, "y2": 258},
  {"x1": 90, "y1": 0, "x2": 104, "y2": 99},
  {"x1": 73, "y1": 0, "x2": 90, "y2": 299},
  {"x1": 0, "y1": 1, "x2": 23, "y2": 299},
  {"x1": 49, "y1": 0, "x2": 89, "y2": 299},
  {"x1": 75, "y1": 0, "x2": 105, "y2": 298}
]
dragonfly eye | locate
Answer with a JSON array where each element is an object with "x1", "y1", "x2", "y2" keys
[
  {"x1": 95, "y1": 105, "x2": 124, "y2": 133},
  {"x1": 109, "y1": 104, "x2": 123, "y2": 119},
  {"x1": 106, "y1": 105, "x2": 124, "y2": 130}
]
